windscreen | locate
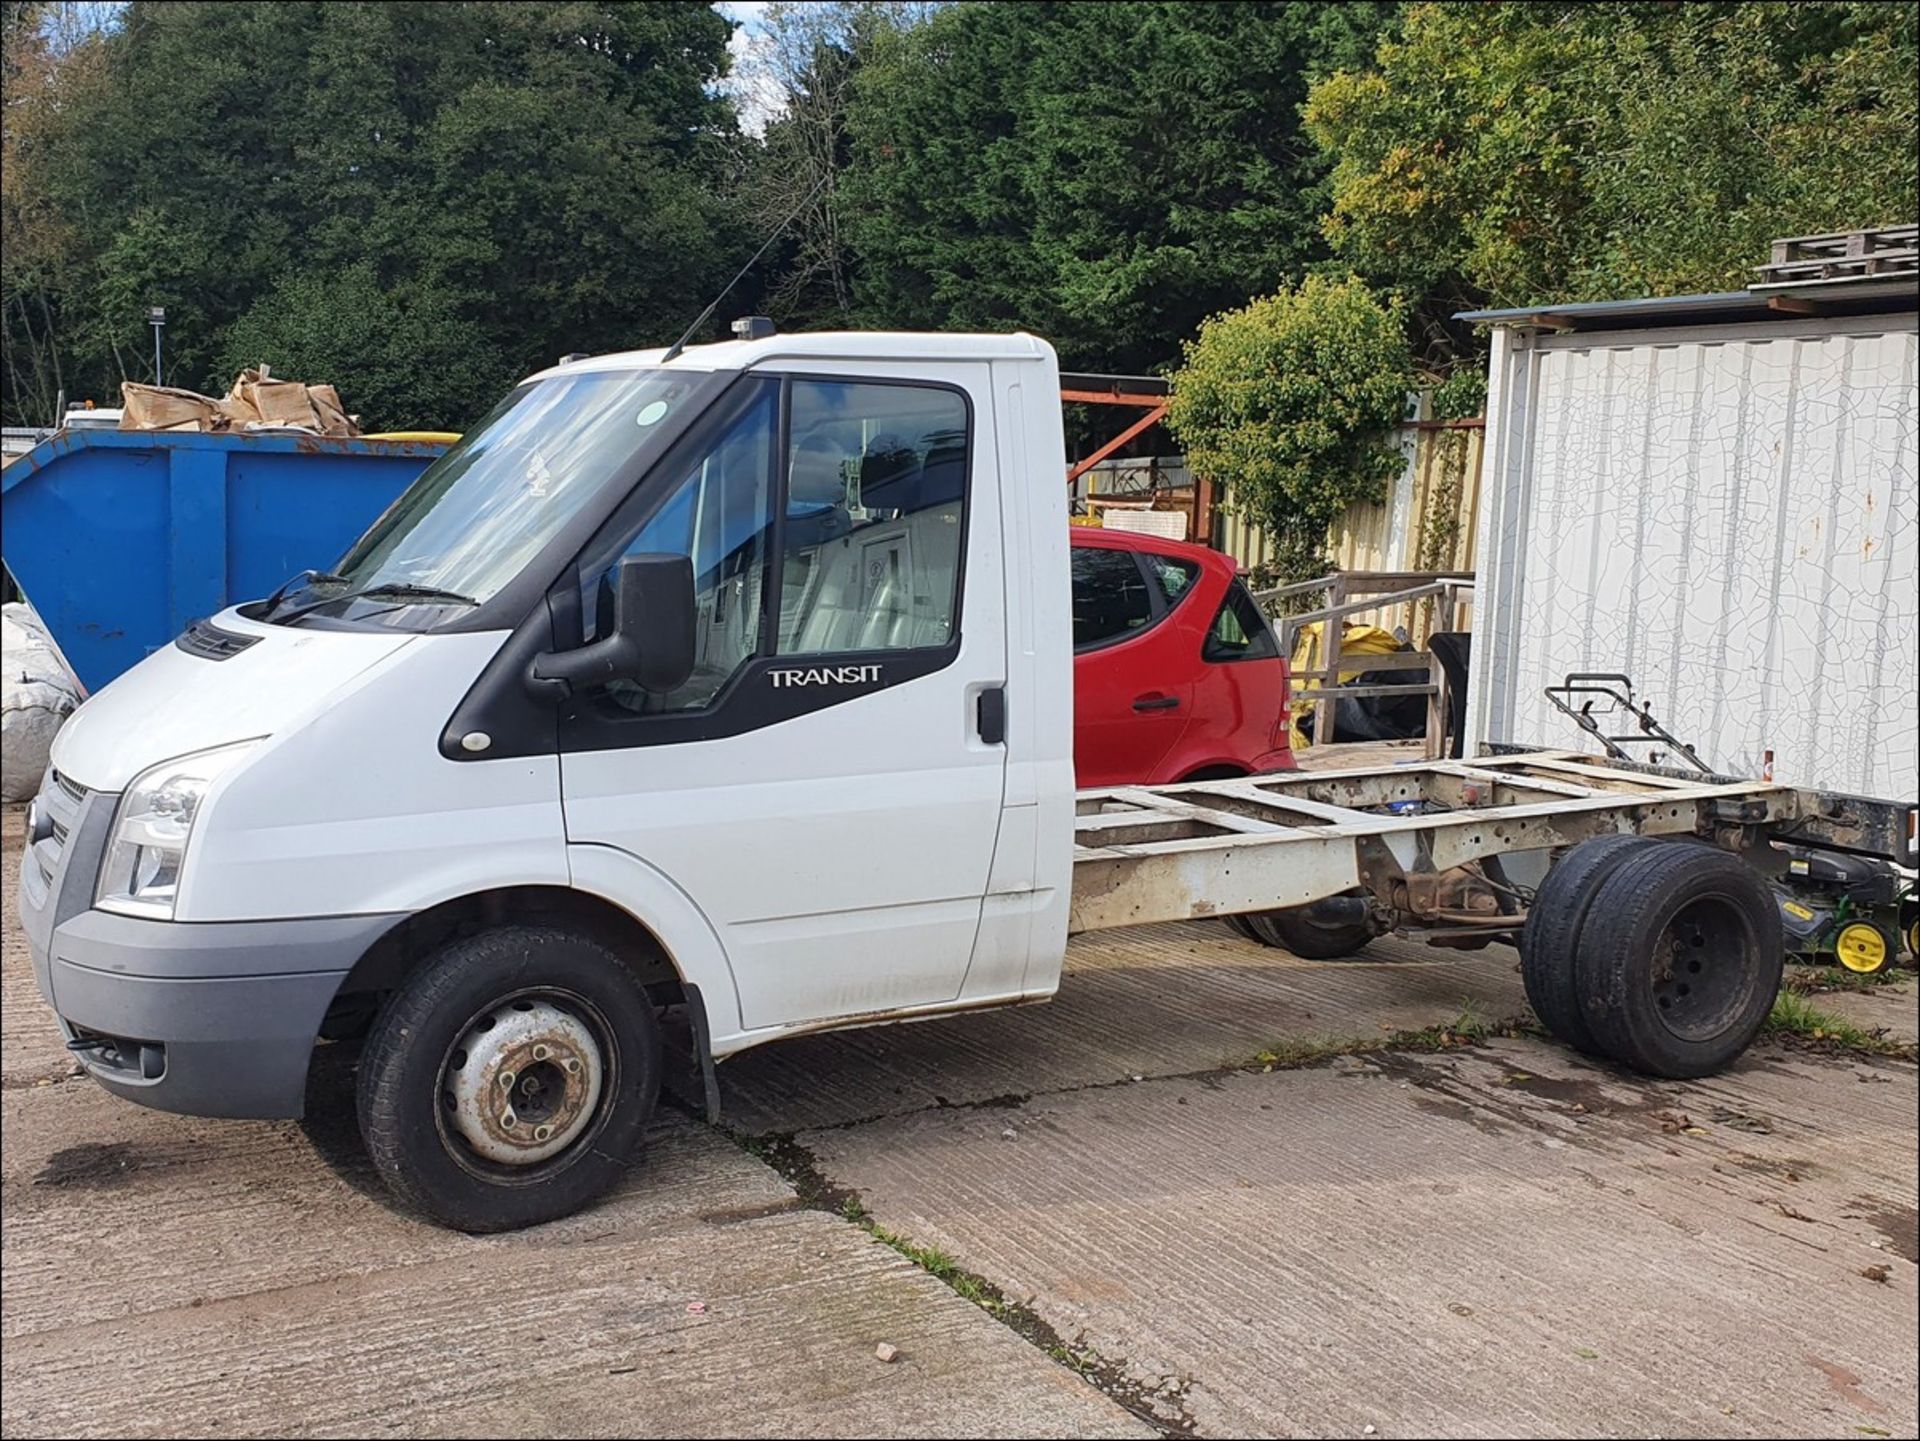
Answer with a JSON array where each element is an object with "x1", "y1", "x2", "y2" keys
[{"x1": 277, "y1": 368, "x2": 702, "y2": 627}]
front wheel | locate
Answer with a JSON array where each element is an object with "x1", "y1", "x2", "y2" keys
[{"x1": 356, "y1": 925, "x2": 662, "y2": 1232}]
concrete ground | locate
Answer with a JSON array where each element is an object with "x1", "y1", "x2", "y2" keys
[{"x1": 4, "y1": 801, "x2": 1916, "y2": 1439}]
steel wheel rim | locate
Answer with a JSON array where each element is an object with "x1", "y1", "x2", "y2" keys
[
  {"x1": 433, "y1": 987, "x2": 618, "y2": 1182},
  {"x1": 1650, "y1": 895, "x2": 1756, "y2": 1042}
]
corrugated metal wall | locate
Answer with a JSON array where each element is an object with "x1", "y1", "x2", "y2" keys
[{"x1": 1469, "y1": 315, "x2": 1918, "y2": 801}]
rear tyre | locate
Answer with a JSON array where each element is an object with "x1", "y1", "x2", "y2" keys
[
  {"x1": 1573, "y1": 843, "x2": 1782, "y2": 1079},
  {"x1": 356, "y1": 925, "x2": 663, "y2": 1232},
  {"x1": 1520, "y1": 834, "x2": 1658, "y2": 1056},
  {"x1": 1247, "y1": 892, "x2": 1376, "y2": 959}
]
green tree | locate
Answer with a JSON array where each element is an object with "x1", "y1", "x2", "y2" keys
[
  {"x1": 739, "y1": 3, "x2": 936, "y2": 329},
  {"x1": 1167, "y1": 275, "x2": 1411, "y2": 582},
  {"x1": 2, "y1": 1, "x2": 112, "y2": 421},
  {"x1": 215, "y1": 264, "x2": 505, "y2": 431},
  {"x1": 842, "y1": 1, "x2": 1395, "y2": 374},
  {"x1": 4, "y1": 1, "x2": 745, "y2": 427},
  {"x1": 1305, "y1": 2, "x2": 1918, "y2": 360}
]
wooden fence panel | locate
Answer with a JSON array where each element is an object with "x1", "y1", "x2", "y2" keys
[{"x1": 1215, "y1": 420, "x2": 1484, "y2": 643}]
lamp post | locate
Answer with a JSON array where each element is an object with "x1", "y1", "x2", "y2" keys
[{"x1": 147, "y1": 306, "x2": 167, "y2": 387}]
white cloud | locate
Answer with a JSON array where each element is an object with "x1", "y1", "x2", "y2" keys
[{"x1": 715, "y1": 1, "x2": 784, "y2": 137}]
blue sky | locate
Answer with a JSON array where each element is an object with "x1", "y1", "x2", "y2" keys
[{"x1": 715, "y1": 1, "x2": 780, "y2": 135}]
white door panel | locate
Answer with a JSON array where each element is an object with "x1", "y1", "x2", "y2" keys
[
  {"x1": 561, "y1": 362, "x2": 1009, "y2": 1030},
  {"x1": 563, "y1": 665, "x2": 1007, "y2": 1027}
]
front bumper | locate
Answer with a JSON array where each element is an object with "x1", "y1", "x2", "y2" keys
[{"x1": 18, "y1": 772, "x2": 399, "y2": 1119}]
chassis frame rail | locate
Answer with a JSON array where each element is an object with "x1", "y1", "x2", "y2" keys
[{"x1": 1068, "y1": 751, "x2": 1916, "y2": 934}]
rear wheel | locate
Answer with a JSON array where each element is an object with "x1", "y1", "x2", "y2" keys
[
  {"x1": 1520, "y1": 834, "x2": 1658, "y2": 1055},
  {"x1": 1243, "y1": 892, "x2": 1377, "y2": 959},
  {"x1": 1573, "y1": 843, "x2": 1782, "y2": 1079},
  {"x1": 356, "y1": 925, "x2": 662, "y2": 1232}
]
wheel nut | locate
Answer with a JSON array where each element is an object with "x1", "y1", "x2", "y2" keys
[
  {"x1": 534, "y1": 1125, "x2": 553, "y2": 1142},
  {"x1": 499, "y1": 1070, "x2": 516, "y2": 1091},
  {"x1": 502, "y1": 1109, "x2": 518, "y2": 1128},
  {"x1": 533, "y1": 1044, "x2": 550, "y2": 1061},
  {"x1": 564, "y1": 1058, "x2": 581, "y2": 1075}
]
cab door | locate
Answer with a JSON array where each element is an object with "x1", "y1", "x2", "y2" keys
[{"x1": 557, "y1": 367, "x2": 1009, "y2": 1033}]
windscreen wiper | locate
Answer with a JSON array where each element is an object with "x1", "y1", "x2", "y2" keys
[
  {"x1": 276, "y1": 582, "x2": 480, "y2": 623},
  {"x1": 261, "y1": 567, "x2": 347, "y2": 616}
]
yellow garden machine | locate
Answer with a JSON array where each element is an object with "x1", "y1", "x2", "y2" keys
[{"x1": 1546, "y1": 673, "x2": 1916, "y2": 976}]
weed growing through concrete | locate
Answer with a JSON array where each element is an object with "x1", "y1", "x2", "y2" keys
[
  {"x1": 1245, "y1": 1007, "x2": 1535, "y2": 1071},
  {"x1": 1764, "y1": 991, "x2": 1916, "y2": 1060},
  {"x1": 1782, "y1": 965, "x2": 1910, "y2": 997},
  {"x1": 717, "y1": 1130, "x2": 1196, "y2": 1434}
]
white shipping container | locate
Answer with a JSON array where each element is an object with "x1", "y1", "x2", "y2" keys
[{"x1": 1468, "y1": 309, "x2": 1918, "y2": 803}]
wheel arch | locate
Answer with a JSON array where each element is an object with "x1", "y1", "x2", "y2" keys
[
  {"x1": 336, "y1": 885, "x2": 684, "y2": 1002},
  {"x1": 1176, "y1": 762, "x2": 1251, "y2": 783},
  {"x1": 331, "y1": 851, "x2": 743, "y2": 1046}
]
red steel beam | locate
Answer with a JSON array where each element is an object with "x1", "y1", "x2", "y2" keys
[
  {"x1": 1065, "y1": 398, "x2": 1170, "y2": 484},
  {"x1": 1060, "y1": 388, "x2": 1167, "y2": 407}
]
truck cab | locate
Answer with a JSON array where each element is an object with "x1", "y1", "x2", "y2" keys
[{"x1": 20, "y1": 329, "x2": 1076, "y2": 1229}]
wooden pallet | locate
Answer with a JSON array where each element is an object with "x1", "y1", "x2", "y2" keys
[{"x1": 1752, "y1": 225, "x2": 1918, "y2": 286}]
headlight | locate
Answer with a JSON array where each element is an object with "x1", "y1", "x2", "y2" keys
[{"x1": 97, "y1": 741, "x2": 259, "y2": 919}]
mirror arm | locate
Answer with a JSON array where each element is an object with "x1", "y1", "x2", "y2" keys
[
  {"x1": 525, "y1": 635, "x2": 639, "y2": 702},
  {"x1": 521, "y1": 553, "x2": 695, "y2": 705}
]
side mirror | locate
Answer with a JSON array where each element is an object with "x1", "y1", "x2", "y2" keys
[{"x1": 528, "y1": 553, "x2": 695, "y2": 700}]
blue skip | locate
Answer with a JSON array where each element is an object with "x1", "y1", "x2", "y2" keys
[{"x1": 2, "y1": 429, "x2": 446, "y2": 692}]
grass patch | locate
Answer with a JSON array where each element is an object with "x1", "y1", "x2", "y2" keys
[
  {"x1": 867, "y1": 1225, "x2": 995, "y2": 1306},
  {"x1": 1245, "y1": 1007, "x2": 1537, "y2": 1071},
  {"x1": 725, "y1": 1128, "x2": 1195, "y2": 1433},
  {"x1": 1763, "y1": 991, "x2": 1916, "y2": 1061}
]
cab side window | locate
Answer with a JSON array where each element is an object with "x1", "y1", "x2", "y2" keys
[
  {"x1": 579, "y1": 376, "x2": 970, "y2": 719},
  {"x1": 587, "y1": 387, "x2": 777, "y2": 712},
  {"x1": 775, "y1": 379, "x2": 969, "y2": 657}
]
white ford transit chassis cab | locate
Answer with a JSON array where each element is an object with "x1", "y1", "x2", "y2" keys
[{"x1": 20, "y1": 328, "x2": 1904, "y2": 1230}]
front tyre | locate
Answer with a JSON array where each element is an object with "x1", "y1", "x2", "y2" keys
[{"x1": 356, "y1": 925, "x2": 662, "y2": 1232}]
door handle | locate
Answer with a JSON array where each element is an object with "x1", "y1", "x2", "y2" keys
[
  {"x1": 1132, "y1": 694, "x2": 1181, "y2": 713},
  {"x1": 977, "y1": 686, "x2": 1007, "y2": 745}
]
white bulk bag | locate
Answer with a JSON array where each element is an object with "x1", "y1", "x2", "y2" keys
[{"x1": 2, "y1": 601, "x2": 83, "y2": 801}]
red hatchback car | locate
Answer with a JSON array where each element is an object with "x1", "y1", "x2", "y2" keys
[{"x1": 1071, "y1": 527, "x2": 1294, "y2": 787}]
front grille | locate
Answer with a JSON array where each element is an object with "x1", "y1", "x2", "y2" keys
[{"x1": 33, "y1": 770, "x2": 90, "y2": 889}]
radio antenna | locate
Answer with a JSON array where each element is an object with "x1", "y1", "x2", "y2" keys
[{"x1": 661, "y1": 169, "x2": 833, "y2": 363}]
